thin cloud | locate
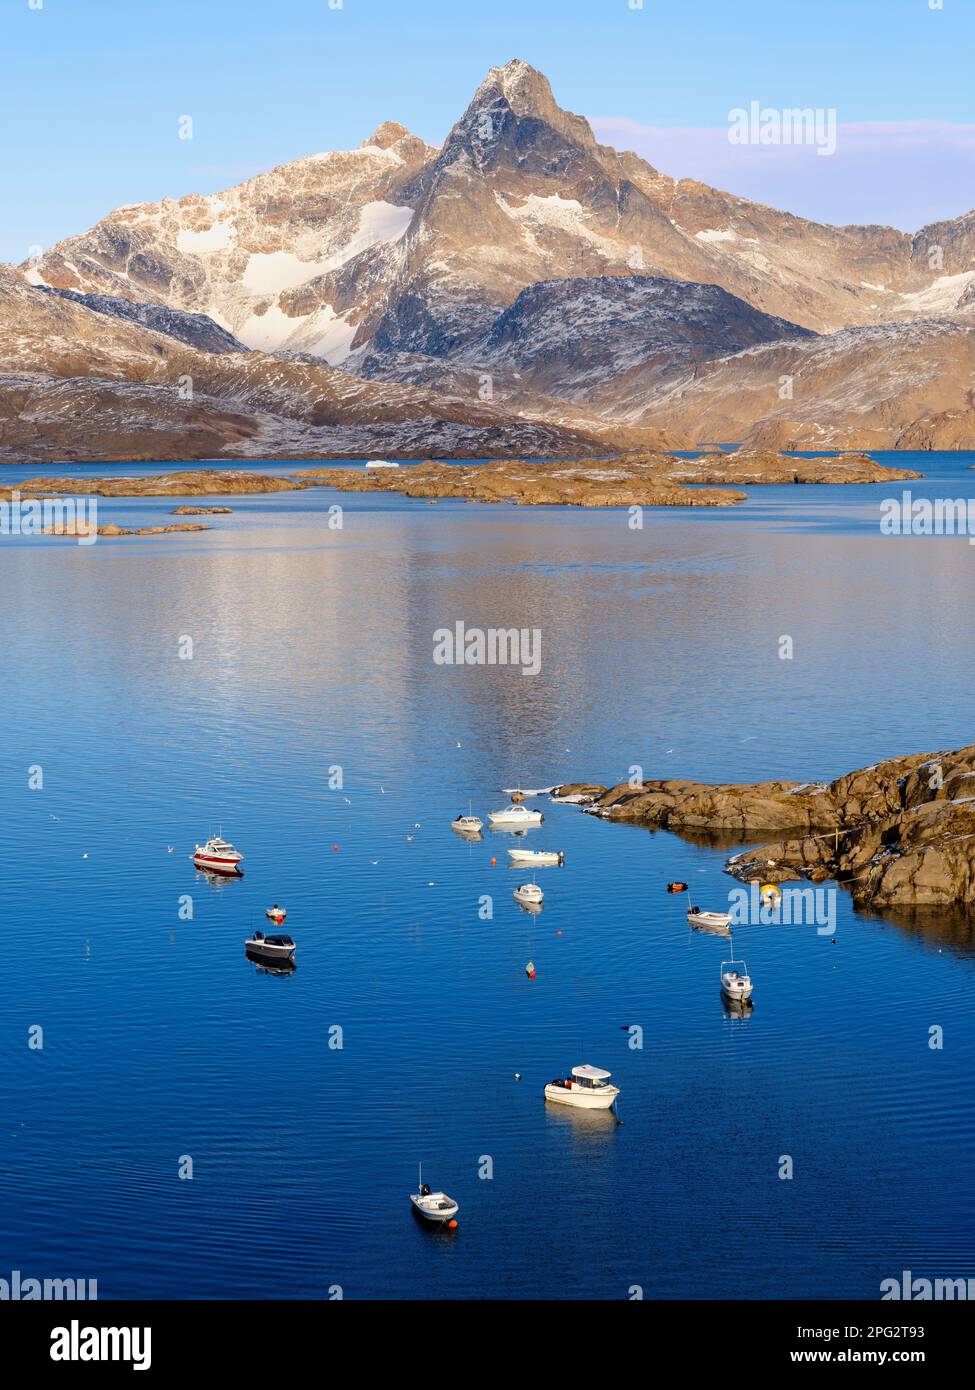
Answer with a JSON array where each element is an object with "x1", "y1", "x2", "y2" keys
[{"x1": 589, "y1": 116, "x2": 975, "y2": 231}]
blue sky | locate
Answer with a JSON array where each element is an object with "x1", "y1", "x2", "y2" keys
[{"x1": 2, "y1": 0, "x2": 973, "y2": 262}]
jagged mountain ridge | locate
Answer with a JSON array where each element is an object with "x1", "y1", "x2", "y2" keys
[
  {"x1": 21, "y1": 59, "x2": 975, "y2": 362},
  {"x1": 7, "y1": 59, "x2": 975, "y2": 454},
  {"x1": 360, "y1": 274, "x2": 814, "y2": 411},
  {"x1": 40, "y1": 287, "x2": 248, "y2": 354}
]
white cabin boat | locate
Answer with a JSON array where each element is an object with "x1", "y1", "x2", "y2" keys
[
  {"x1": 544, "y1": 1065, "x2": 619, "y2": 1111},
  {"x1": 245, "y1": 931, "x2": 296, "y2": 963},
  {"x1": 365, "y1": 459, "x2": 400, "y2": 469},
  {"x1": 193, "y1": 835, "x2": 243, "y2": 874},
  {"x1": 513, "y1": 882, "x2": 543, "y2": 906},
  {"x1": 507, "y1": 848, "x2": 563, "y2": 866},
  {"x1": 451, "y1": 804, "x2": 483, "y2": 834},
  {"x1": 720, "y1": 957, "x2": 754, "y2": 1001},
  {"x1": 488, "y1": 804, "x2": 543, "y2": 827}
]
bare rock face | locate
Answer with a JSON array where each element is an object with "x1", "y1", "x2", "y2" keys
[
  {"x1": 444, "y1": 275, "x2": 813, "y2": 411},
  {"x1": 896, "y1": 411, "x2": 975, "y2": 450},
  {"x1": 38, "y1": 288, "x2": 247, "y2": 354},
  {"x1": 560, "y1": 745, "x2": 975, "y2": 905}
]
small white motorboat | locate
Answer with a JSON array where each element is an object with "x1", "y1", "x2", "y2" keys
[
  {"x1": 687, "y1": 906, "x2": 732, "y2": 931},
  {"x1": 365, "y1": 459, "x2": 400, "y2": 469},
  {"x1": 488, "y1": 804, "x2": 543, "y2": 827},
  {"x1": 265, "y1": 905, "x2": 287, "y2": 924},
  {"x1": 507, "y1": 848, "x2": 563, "y2": 866},
  {"x1": 245, "y1": 931, "x2": 296, "y2": 963},
  {"x1": 513, "y1": 882, "x2": 543, "y2": 906},
  {"x1": 410, "y1": 1166, "x2": 458, "y2": 1227},
  {"x1": 451, "y1": 803, "x2": 483, "y2": 835},
  {"x1": 720, "y1": 957, "x2": 754, "y2": 1001},
  {"x1": 545, "y1": 1065, "x2": 620, "y2": 1111},
  {"x1": 193, "y1": 834, "x2": 243, "y2": 875}
]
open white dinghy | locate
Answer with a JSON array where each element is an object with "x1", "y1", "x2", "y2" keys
[
  {"x1": 687, "y1": 908, "x2": 732, "y2": 933},
  {"x1": 410, "y1": 1165, "x2": 459, "y2": 1227},
  {"x1": 720, "y1": 955, "x2": 754, "y2": 1001}
]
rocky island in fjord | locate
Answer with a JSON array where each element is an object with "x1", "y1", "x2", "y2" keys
[
  {"x1": 6, "y1": 449, "x2": 918, "y2": 516},
  {"x1": 557, "y1": 744, "x2": 975, "y2": 908}
]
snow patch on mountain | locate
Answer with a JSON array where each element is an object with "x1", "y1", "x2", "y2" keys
[
  {"x1": 176, "y1": 222, "x2": 235, "y2": 254},
  {"x1": 897, "y1": 271, "x2": 975, "y2": 314},
  {"x1": 241, "y1": 251, "x2": 330, "y2": 294},
  {"x1": 497, "y1": 193, "x2": 618, "y2": 258}
]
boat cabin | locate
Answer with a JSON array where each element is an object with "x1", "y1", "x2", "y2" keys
[{"x1": 550, "y1": 1065, "x2": 613, "y2": 1091}]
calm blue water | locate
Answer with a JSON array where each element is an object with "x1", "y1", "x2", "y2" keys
[{"x1": 2, "y1": 451, "x2": 974, "y2": 1299}]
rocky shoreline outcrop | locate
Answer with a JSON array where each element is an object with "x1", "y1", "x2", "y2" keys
[{"x1": 555, "y1": 744, "x2": 975, "y2": 906}]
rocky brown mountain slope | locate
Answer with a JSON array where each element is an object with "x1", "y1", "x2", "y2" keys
[
  {"x1": 643, "y1": 321, "x2": 975, "y2": 448},
  {"x1": 0, "y1": 269, "x2": 607, "y2": 461},
  {"x1": 556, "y1": 743, "x2": 975, "y2": 907}
]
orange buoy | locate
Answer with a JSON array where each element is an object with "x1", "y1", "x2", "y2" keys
[
  {"x1": 448, "y1": 1219, "x2": 458, "y2": 1229},
  {"x1": 332, "y1": 844, "x2": 339, "y2": 852},
  {"x1": 490, "y1": 857, "x2": 496, "y2": 866},
  {"x1": 556, "y1": 930, "x2": 563, "y2": 936}
]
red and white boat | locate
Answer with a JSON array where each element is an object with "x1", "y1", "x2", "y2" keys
[{"x1": 193, "y1": 834, "x2": 243, "y2": 875}]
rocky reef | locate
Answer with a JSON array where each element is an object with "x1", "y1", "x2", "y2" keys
[
  {"x1": 8, "y1": 470, "x2": 300, "y2": 499},
  {"x1": 556, "y1": 744, "x2": 975, "y2": 906},
  {"x1": 170, "y1": 505, "x2": 233, "y2": 514},
  {"x1": 40, "y1": 520, "x2": 211, "y2": 538}
]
